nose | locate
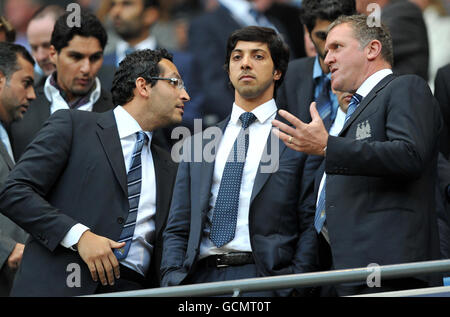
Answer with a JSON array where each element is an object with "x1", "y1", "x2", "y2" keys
[
  {"x1": 180, "y1": 88, "x2": 190, "y2": 102},
  {"x1": 80, "y1": 58, "x2": 91, "y2": 74},
  {"x1": 35, "y1": 46, "x2": 50, "y2": 63},
  {"x1": 324, "y1": 51, "x2": 333, "y2": 67},
  {"x1": 28, "y1": 86, "x2": 36, "y2": 101},
  {"x1": 240, "y1": 54, "x2": 252, "y2": 70}
]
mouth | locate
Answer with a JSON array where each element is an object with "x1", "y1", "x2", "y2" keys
[
  {"x1": 176, "y1": 104, "x2": 184, "y2": 115},
  {"x1": 76, "y1": 78, "x2": 91, "y2": 86},
  {"x1": 239, "y1": 73, "x2": 255, "y2": 81}
]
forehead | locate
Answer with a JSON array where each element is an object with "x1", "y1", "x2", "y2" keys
[
  {"x1": 232, "y1": 41, "x2": 270, "y2": 53},
  {"x1": 158, "y1": 58, "x2": 180, "y2": 76},
  {"x1": 325, "y1": 23, "x2": 355, "y2": 47},
  {"x1": 12, "y1": 55, "x2": 34, "y2": 78},
  {"x1": 27, "y1": 16, "x2": 55, "y2": 38},
  {"x1": 61, "y1": 35, "x2": 103, "y2": 54},
  {"x1": 312, "y1": 18, "x2": 332, "y2": 32}
]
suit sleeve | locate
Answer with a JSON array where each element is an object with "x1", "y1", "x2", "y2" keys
[
  {"x1": 326, "y1": 76, "x2": 442, "y2": 179},
  {"x1": 160, "y1": 157, "x2": 192, "y2": 287},
  {"x1": 435, "y1": 65, "x2": 450, "y2": 158},
  {"x1": 0, "y1": 110, "x2": 79, "y2": 252}
]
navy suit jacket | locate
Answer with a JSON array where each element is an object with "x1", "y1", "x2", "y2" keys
[
  {"x1": 0, "y1": 109, "x2": 178, "y2": 296},
  {"x1": 315, "y1": 74, "x2": 442, "y2": 284},
  {"x1": 160, "y1": 114, "x2": 318, "y2": 296}
]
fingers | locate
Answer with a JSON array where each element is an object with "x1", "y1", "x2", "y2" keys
[
  {"x1": 277, "y1": 109, "x2": 306, "y2": 128},
  {"x1": 309, "y1": 101, "x2": 320, "y2": 120}
]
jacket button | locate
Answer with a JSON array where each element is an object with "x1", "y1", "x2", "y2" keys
[{"x1": 117, "y1": 217, "x2": 125, "y2": 224}]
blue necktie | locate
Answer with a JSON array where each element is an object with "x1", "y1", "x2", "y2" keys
[
  {"x1": 345, "y1": 93, "x2": 362, "y2": 124},
  {"x1": 210, "y1": 112, "x2": 257, "y2": 248},
  {"x1": 114, "y1": 131, "x2": 148, "y2": 260},
  {"x1": 125, "y1": 47, "x2": 135, "y2": 56},
  {"x1": 314, "y1": 93, "x2": 362, "y2": 234},
  {"x1": 316, "y1": 76, "x2": 333, "y2": 131}
]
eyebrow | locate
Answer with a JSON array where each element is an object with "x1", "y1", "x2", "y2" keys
[
  {"x1": 67, "y1": 50, "x2": 103, "y2": 57},
  {"x1": 232, "y1": 48, "x2": 268, "y2": 54}
]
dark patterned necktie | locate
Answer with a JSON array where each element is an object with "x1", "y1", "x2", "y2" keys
[
  {"x1": 210, "y1": 112, "x2": 257, "y2": 247},
  {"x1": 114, "y1": 131, "x2": 148, "y2": 260}
]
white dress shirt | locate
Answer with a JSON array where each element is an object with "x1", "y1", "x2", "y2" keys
[
  {"x1": 199, "y1": 99, "x2": 277, "y2": 258},
  {"x1": 219, "y1": 0, "x2": 274, "y2": 28},
  {"x1": 61, "y1": 106, "x2": 157, "y2": 276},
  {"x1": 0, "y1": 122, "x2": 14, "y2": 163},
  {"x1": 43, "y1": 76, "x2": 101, "y2": 114}
]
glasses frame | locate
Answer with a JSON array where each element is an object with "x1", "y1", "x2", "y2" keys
[{"x1": 150, "y1": 77, "x2": 185, "y2": 90}]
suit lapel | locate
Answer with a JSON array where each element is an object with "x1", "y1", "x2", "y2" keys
[
  {"x1": 96, "y1": 111, "x2": 127, "y2": 196},
  {"x1": 0, "y1": 140, "x2": 14, "y2": 170},
  {"x1": 250, "y1": 114, "x2": 286, "y2": 203},
  {"x1": 152, "y1": 143, "x2": 175, "y2": 239},
  {"x1": 198, "y1": 116, "x2": 230, "y2": 211},
  {"x1": 339, "y1": 74, "x2": 395, "y2": 136}
]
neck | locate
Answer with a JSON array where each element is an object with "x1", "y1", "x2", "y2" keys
[
  {"x1": 122, "y1": 101, "x2": 158, "y2": 132},
  {"x1": 126, "y1": 29, "x2": 150, "y2": 47}
]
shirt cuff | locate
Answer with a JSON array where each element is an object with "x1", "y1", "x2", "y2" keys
[{"x1": 60, "y1": 223, "x2": 90, "y2": 251}]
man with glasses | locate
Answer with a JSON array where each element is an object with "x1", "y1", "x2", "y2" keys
[{"x1": 0, "y1": 48, "x2": 189, "y2": 296}]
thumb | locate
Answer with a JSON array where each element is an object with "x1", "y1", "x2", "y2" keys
[
  {"x1": 310, "y1": 101, "x2": 320, "y2": 121},
  {"x1": 109, "y1": 239, "x2": 126, "y2": 249}
]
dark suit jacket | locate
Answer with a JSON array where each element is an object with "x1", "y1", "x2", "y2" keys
[
  {"x1": 382, "y1": 0, "x2": 429, "y2": 81},
  {"x1": 160, "y1": 115, "x2": 318, "y2": 296},
  {"x1": 0, "y1": 109, "x2": 177, "y2": 296},
  {"x1": 320, "y1": 74, "x2": 442, "y2": 284},
  {"x1": 0, "y1": 140, "x2": 28, "y2": 296},
  {"x1": 276, "y1": 57, "x2": 316, "y2": 123},
  {"x1": 435, "y1": 63, "x2": 450, "y2": 158},
  {"x1": 9, "y1": 82, "x2": 114, "y2": 162}
]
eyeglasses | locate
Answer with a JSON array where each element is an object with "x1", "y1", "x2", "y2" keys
[{"x1": 150, "y1": 77, "x2": 185, "y2": 90}]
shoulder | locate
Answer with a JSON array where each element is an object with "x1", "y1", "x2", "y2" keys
[{"x1": 436, "y1": 64, "x2": 450, "y2": 81}]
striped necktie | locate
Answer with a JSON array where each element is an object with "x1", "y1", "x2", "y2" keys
[
  {"x1": 314, "y1": 93, "x2": 362, "y2": 234},
  {"x1": 210, "y1": 112, "x2": 257, "y2": 247},
  {"x1": 114, "y1": 131, "x2": 148, "y2": 260}
]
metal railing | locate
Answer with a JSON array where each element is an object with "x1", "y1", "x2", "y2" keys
[{"x1": 89, "y1": 259, "x2": 450, "y2": 297}]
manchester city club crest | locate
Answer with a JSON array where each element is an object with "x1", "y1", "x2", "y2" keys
[{"x1": 356, "y1": 120, "x2": 372, "y2": 140}]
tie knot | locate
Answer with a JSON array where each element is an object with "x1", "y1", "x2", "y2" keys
[
  {"x1": 136, "y1": 131, "x2": 148, "y2": 148},
  {"x1": 351, "y1": 93, "x2": 362, "y2": 105},
  {"x1": 239, "y1": 112, "x2": 257, "y2": 129}
]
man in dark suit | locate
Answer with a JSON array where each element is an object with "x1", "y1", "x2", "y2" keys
[
  {"x1": 273, "y1": 14, "x2": 442, "y2": 296},
  {"x1": 0, "y1": 48, "x2": 188, "y2": 296},
  {"x1": 9, "y1": 11, "x2": 114, "y2": 162},
  {"x1": 0, "y1": 43, "x2": 35, "y2": 296},
  {"x1": 276, "y1": 0, "x2": 356, "y2": 125},
  {"x1": 161, "y1": 26, "x2": 317, "y2": 297},
  {"x1": 435, "y1": 63, "x2": 450, "y2": 158},
  {"x1": 188, "y1": 0, "x2": 304, "y2": 126},
  {"x1": 357, "y1": 0, "x2": 429, "y2": 81}
]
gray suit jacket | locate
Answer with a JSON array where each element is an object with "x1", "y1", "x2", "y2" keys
[{"x1": 0, "y1": 138, "x2": 28, "y2": 296}]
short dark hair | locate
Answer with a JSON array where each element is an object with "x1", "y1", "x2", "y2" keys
[
  {"x1": 112, "y1": 49, "x2": 173, "y2": 105},
  {"x1": 0, "y1": 42, "x2": 35, "y2": 81},
  {"x1": 144, "y1": 0, "x2": 160, "y2": 8},
  {"x1": 224, "y1": 26, "x2": 290, "y2": 94},
  {"x1": 300, "y1": 0, "x2": 356, "y2": 33},
  {"x1": 51, "y1": 10, "x2": 107, "y2": 52},
  {"x1": 328, "y1": 14, "x2": 394, "y2": 66}
]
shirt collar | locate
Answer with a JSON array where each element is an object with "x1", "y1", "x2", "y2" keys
[
  {"x1": 356, "y1": 69, "x2": 393, "y2": 98},
  {"x1": 230, "y1": 98, "x2": 277, "y2": 126},
  {"x1": 44, "y1": 73, "x2": 101, "y2": 107},
  {"x1": 313, "y1": 55, "x2": 331, "y2": 81},
  {"x1": 113, "y1": 106, "x2": 153, "y2": 143},
  {"x1": 117, "y1": 35, "x2": 157, "y2": 56}
]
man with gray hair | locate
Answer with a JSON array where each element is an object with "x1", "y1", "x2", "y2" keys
[{"x1": 273, "y1": 14, "x2": 442, "y2": 295}]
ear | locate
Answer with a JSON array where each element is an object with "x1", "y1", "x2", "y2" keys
[
  {"x1": 143, "y1": 7, "x2": 160, "y2": 28},
  {"x1": 49, "y1": 45, "x2": 58, "y2": 64},
  {"x1": 366, "y1": 39, "x2": 382, "y2": 62},
  {"x1": 135, "y1": 77, "x2": 151, "y2": 98},
  {"x1": 273, "y1": 69, "x2": 282, "y2": 81}
]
